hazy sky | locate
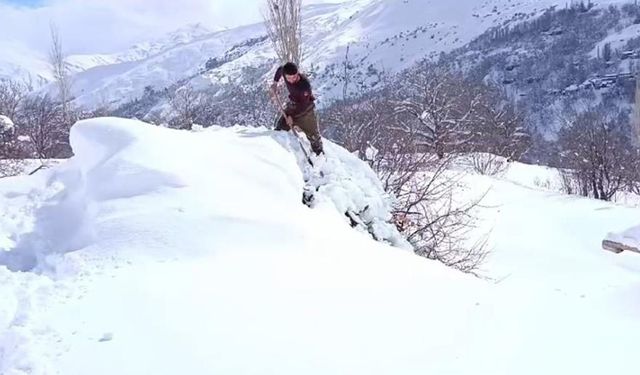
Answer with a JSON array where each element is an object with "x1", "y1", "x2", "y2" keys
[{"x1": 0, "y1": 0, "x2": 342, "y2": 55}]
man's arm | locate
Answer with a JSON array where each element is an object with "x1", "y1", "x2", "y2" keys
[
  {"x1": 271, "y1": 66, "x2": 284, "y2": 93},
  {"x1": 273, "y1": 66, "x2": 283, "y2": 82}
]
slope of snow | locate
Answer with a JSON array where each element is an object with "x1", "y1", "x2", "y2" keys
[
  {"x1": 67, "y1": 22, "x2": 267, "y2": 108},
  {"x1": 65, "y1": 23, "x2": 218, "y2": 72},
  {"x1": 590, "y1": 14, "x2": 640, "y2": 59},
  {"x1": 0, "y1": 118, "x2": 474, "y2": 374},
  {"x1": 465, "y1": 165, "x2": 640, "y2": 375},
  {"x1": 1, "y1": 118, "x2": 640, "y2": 374},
  {"x1": 0, "y1": 24, "x2": 217, "y2": 88},
  {"x1": 0, "y1": 41, "x2": 52, "y2": 85}
]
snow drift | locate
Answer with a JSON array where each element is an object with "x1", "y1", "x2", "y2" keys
[
  {"x1": 0, "y1": 117, "x2": 407, "y2": 273},
  {"x1": 0, "y1": 115, "x2": 13, "y2": 132},
  {"x1": 604, "y1": 225, "x2": 640, "y2": 254},
  {"x1": 1, "y1": 117, "x2": 640, "y2": 375}
]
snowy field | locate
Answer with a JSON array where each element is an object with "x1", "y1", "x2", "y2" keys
[{"x1": 1, "y1": 118, "x2": 640, "y2": 374}]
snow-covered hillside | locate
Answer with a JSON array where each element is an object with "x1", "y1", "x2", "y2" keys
[
  {"x1": 65, "y1": 24, "x2": 218, "y2": 74},
  {"x1": 0, "y1": 23, "x2": 218, "y2": 88},
  {"x1": 1, "y1": 117, "x2": 639, "y2": 374},
  {"x1": 0, "y1": 41, "x2": 52, "y2": 86},
  {"x1": 14, "y1": 0, "x2": 627, "y2": 109},
  {"x1": 4, "y1": 0, "x2": 634, "y2": 109}
]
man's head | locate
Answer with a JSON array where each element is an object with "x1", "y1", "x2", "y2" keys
[{"x1": 283, "y1": 62, "x2": 300, "y2": 84}]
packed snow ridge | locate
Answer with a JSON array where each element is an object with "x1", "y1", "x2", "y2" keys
[{"x1": 0, "y1": 117, "x2": 407, "y2": 273}]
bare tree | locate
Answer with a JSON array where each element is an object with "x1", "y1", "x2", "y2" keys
[
  {"x1": 323, "y1": 95, "x2": 388, "y2": 157},
  {"x1": 208, "y1": 83, "x2": 279, "y2": 128},
  {"x1": 472, "y1": 94, "x2": 530, "y2": 160},
  {"x1": 558, "y1": 106, "x2": 634, "y2": 201},
  {"x1": 18, "y1": 95, "x2": 69, "y2": 159},
  {"x1": 49, "y1": 22, "x2": 72, "y2": 123},
  {"x1": 343, "y1": 45, "x2": 350, "y2": 100},
  {"x1": 465, "y1": 92, "x2": 530, "y2": 176},
  {"x1": 390, "y1": 67, "x2": 483, "y2": 158},
  {"x1": 324, "y1": 95, "x2": 489, "y2": 275},
  {"x1": 169, "y1": 85, "x2": 203, "y2": 130},
  {"x1": 374, "y1": 130, "x2": 489, "y2": 275},
  {"x1": 633, "y1": 71, "x2": 640, "y2": 146},
  {"x1": 0, "y1": 79, "x2": 27, "y2": 120},
  {"x1": 264, "y1": 0, "x2": 303, "y2": 65}
]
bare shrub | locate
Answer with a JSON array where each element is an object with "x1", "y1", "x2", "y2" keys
[
  {"x1": 467, "y1": 153, "x2": 509, "y2": 176},
  {"x1": 0, "y1": 80, "x2": 27, "y2": 120},
  {"x1": 388, "y1": 67, "x2": 482, "y2": 159},
  {"x1": 168, "y1": 85, "x2": 203, "y2": 130},
  {"x1": 325, "y1": 95, "x2": 490, "y2": 274},
  {"x1": 557, "y1": 105, "x2": 635, "y2": 201},
  {"x1": 17, "y1": 95, "x2": 71, "y2": 158}
]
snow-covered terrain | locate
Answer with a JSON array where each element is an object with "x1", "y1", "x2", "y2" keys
[
  {"x1": 0, "y1": 40, "x2": 52, "y2": 86},
  {"x1": 5, "y1": 0, "x2": 630, "y2": 109},
  {"x1": 0, "y1": 23, "x2": 219, "y2": 88},
  {"x1": 605, "y1": 224, "x2": 640, "y2": 251},
  {"x1": 1, "y1": 117, "x2": 639, "y2": 374},
  {"x1": 0, "y1": 115, "x2": 14, "y2": 132},
  {"x1": 65, "y1": 24, "x2": 218, "y2": 73}
]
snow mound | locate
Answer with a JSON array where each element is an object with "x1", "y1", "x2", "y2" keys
[
  {"x1": 0, "y1": 118, "x2": 407, "y2": 273},
  {"x1": 268, "y1": 129, "x2": 410, "y2": 249},
  {"x1": 0, "y1": 115, "x2": 14, "y2": 132},
  {"x1": 605, "y1": 225, "x2": 640, "y2": 251},
  {"x1": 2, "y1": 117, "x2": 640, "y2": 374},
  {"x1": 0, "y1": 117, "x2": 479, "y2": 374}
]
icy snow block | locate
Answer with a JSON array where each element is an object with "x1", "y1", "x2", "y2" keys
[{"x1": 603, "y1": 228, "x2": 640, "y2": 255}]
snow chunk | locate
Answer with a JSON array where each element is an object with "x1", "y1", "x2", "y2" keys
[
  {"x1": 0, "y1": 115, "x2": 14, "y2": 132},
  {"x1": 605, "y1": 225, "x2": 640, "y2": 252},
  {"x1": 270, "y1": 130, "x2": 410, "y2": 250}
]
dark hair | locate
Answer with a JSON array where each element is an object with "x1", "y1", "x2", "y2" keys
[{"x1": 283, "y1": 62, "x2": 298, "y2": 75}]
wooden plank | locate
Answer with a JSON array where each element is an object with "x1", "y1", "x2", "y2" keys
[{"x1": 602, "y1": 240, "x2": 640, "y2": 255}]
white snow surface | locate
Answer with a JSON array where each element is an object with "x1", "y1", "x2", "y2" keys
[
  {"x1": 606, "y1": 224, "x2": 640, "y2": 249},
  {"x1": 0, "y1": 115, "x2": 14, "y2": 132},
  {"x1": 1, "y1": 117, "x2": 640, "y2": 374}
]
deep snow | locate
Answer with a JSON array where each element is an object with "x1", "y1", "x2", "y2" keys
[{"x1": 0, "y1": 118, "x2": 639, "y2": 375}]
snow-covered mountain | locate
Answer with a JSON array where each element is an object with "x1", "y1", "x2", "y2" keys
[
  {"x1": 65, "y1": 23, "x2": 219, "y2": 73},
  {"x1": 1, "y1": 117, "x2": 639, "y2": 374},
  {"x1": 0, "y1": 23, "x2": 219, "y2": 88},
  {"x1": 12, "y1": 0, "x2": 621, "y2": 108},
  {"x1": 0, "y1": 40, "x2": 52, "y2": 86},
  {"x1": 5, "y1": 0, "x2": 636, "y2": 112}
]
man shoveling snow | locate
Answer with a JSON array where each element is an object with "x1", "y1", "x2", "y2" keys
[{"x1": 270, "y1": 62, "x2": 324, "y2": 156}]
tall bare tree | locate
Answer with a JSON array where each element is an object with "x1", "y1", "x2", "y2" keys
[
  {"x1": 264, "y1": 0, "x2": 303, "y2": 65},
  {"x1": 633, "y1": 72, "x2": 640, "y2": 146},
  {"x1": 49, "y1": 22, "x2": 72, "y2": 122}
]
